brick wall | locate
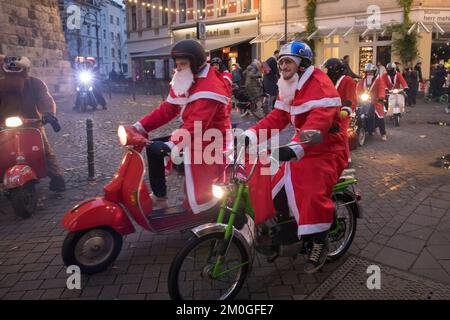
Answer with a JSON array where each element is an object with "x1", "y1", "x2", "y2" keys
[{"x1": 0, "y1": 0, "x2": 73, "y2": 97}]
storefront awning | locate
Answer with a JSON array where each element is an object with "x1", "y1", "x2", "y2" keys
[
  {"x1": 250, "y1": 33, "x2": 298, "y2": 44},
  {"x1": 203, "y1": 36, "x2": 255, "y2": 52},
  {"x1": 131, "y1": 36, "x2": 254, "y2": 59},
  {"x1": 131, "y1": 44, "x2": 174, "y2": 59}
]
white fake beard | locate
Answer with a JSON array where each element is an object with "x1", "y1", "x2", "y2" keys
[
  {"x1": 277, "y1": 73, "x2": 299, "y2": 106},
  {"x1": 171, "y1": 68, "x2": 195, "y2": 97},
  {"x1": 366, "y1": 75, "x2": 374, "y2": 86}
]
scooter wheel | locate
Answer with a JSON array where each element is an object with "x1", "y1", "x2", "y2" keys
[
  {"x1": 394, "y1": 114, "x2": 400, "y2": 127},
  {"x1": 62, "y1": 227, "x2": 123, "y2": 275},
  {"x1": 9, "y1": 182, "x2": 36, "y2": 219}
]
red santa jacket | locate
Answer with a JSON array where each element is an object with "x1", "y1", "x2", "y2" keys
[
  {"x1": 136, "y1": 64, "x2": 232, "y2": 150},
  {"x1": 336, "y1": 75, "x2": 357, "y2": 115},
  {"x1": 356, "y1": 75, "x2": 386, "y2": 118},
  {"x1": 245, "y1": 66, "x2": 346, "y2": 159},
  {"x1": 382, "y1": 72, "x2": 408, "y2": 91}
]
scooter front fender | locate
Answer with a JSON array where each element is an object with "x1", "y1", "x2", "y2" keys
[
  {"x1": 3, "y1": 165, "x2": 38, "y2": 189},
  {"x1": 191, "y1": 223, "x2": 254, "y2": 267},
  {"x1": 62, "y1": 197, "x2": 135, "y2": 235}
]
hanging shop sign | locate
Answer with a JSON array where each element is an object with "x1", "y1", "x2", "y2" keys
[{"x1": 423, "y1": 10, "x2": 450, "y2": 23}]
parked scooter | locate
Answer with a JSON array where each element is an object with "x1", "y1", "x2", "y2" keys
[
  {"x1": 0, "y1": 115, "x2": 61, "y2": 218},
  {"x1": 386, "y1": 88, "x2": 406, "y2": 127},
  {"x1": 61, "y1": 125, "x2": 217, "y2": 274}
]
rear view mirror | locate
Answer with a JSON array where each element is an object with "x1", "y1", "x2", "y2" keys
[{"x1": 299, "y1": 130, "x2": 323, "y2": 145}]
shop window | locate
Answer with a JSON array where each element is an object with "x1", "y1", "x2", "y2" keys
[
  {"x1": 197, "y1": 0, "x2": 205, "y2": 20},
  {"x1": 131, "y1": 6, "x2": 137, "y2": 31},
  {"x1": 242, "y1": 0, "x2": 251, "y2": 12},
  {"x1": 359, "y1": 46, "x2": 374, "y2": 75},
  {"x1": 179, "y1": 0, "x2": 187, "y2": 23},
  {"x1": 162, "y1": 0, "x2": 169, "y2": 25},
  {"x1": 218, "y1": 0, "x2": 227, "y2": 17},
  {"x1": 146, "y1": 8, "x2": 152, "y2": 28},
  {"x1": 324, "y1": 47, "x2": 340, "y2": 61}
]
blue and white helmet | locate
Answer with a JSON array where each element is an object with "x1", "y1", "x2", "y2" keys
[
  {"x1": 364, "y1": 63, "x2": 377, "y2": 72},
  {"x1": 278, "y1": 41, "x2": 314, "y2": 64}
]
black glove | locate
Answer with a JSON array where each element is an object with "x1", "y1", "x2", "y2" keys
[
  {"x1": 342, "y1": 100, "x2": 352, "y2": 107},
  {"x1": 404, "y1": 88, "x2": 409, "y2": 96},
  {"x1": 42, "y1": 113, "x2": 61, "y2": 133},
  {"x1": 148, "y1": 140, "x2": 171, "y2": 156},
  {"x1": 278, "y1": 146, "x2": 297, "y2": 162}
]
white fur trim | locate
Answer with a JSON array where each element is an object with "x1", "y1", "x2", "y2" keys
[
  {"x1": 284, "y1": 162, "x2": 300, "y2": 226},
  {"x1": 296, "y1": 66, "x2": 315, "y2": 91},
  {"x1": 335, "y1": 75, "x2": 345, "y2": 89},
  {"x1": 167, "y1": 95, "x2": 188, "y2": 105},
  {"x1": 285, "y1": 142, "x2": 304, "y2": 160},
  {"x1": 298, "y1": 223, "x2": 332, "y2": 236},
  {"x1": 187, "y1": 91, "x2": 230, "y2": 105},
  {"x1": 183, "y1": 148, "x2": 219, "y2": 214},
  {"x1": 290, "y1": 97, "x2": 342, "y2": 116},
  {"x1": 342, "y1": 106, "x2": 353, "y2": 114},
  {"x1": 272, "y1": 174, "x2": 285, "y2": 199},
  {"x1": 134, "y1": 122, "x2": 147, "y2": 134},
  {"x1": 274, "y1": 100, "x2": 290, "y2": 112}
]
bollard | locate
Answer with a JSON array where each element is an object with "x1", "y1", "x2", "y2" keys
[
  {"x1": 109, "y1": 81, "x2": 112, "y2": 99},
  {"x1": 86, "y1": 119, "x2": 95, "y2": 181},
  {"x1": 132, "y1": 81, "x2": 136, "y2": 101}
]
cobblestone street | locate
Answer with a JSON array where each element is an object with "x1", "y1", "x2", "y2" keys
[{"x1": 1, "y1": 93, "x2": 450, "y2": 300}]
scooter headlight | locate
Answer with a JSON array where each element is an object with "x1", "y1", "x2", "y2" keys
[
  {"x1": 393, "y1": 89, "x2": 399, "y2": 94},
  {"x1": 76, "y1": 87, "x2": 80, "y2": 91},
  {"x1": 118, "y1": 125, "x2": 128, "y2": 146},
  {"x1": 5, "y1": 117, "x2": 23, "y2": 128},
  {"x1": 360, "y1": 93, "x2": 370, "y2": 102},
  {"x1": 79, "y1": 71, "x2": 93, "y2": 84},
  {"x1": 212, "y1": 184, "x2": 227, "y2": 199},
  {"x1": 88, "y1": 86, "x2": 93, "y2": 92}
]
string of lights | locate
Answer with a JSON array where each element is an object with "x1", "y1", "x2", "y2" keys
[{"x1": 126, "y1": 0, "x2": 249, "y2": 16}]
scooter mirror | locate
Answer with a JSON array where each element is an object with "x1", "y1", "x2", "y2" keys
[{"x1": 299, "y1": 129, "x2": 323, "y2": 145}]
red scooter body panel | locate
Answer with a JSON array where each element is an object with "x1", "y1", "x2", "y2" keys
[
  {"x1": 0, "y1": 128, "x2": 46, "y2": 179},
  {"x1": 3, "y1": 165, "x2": 38, "y2": 189},
  {"x1": 104, "y1": 149, "x2": 152, "y2": 230},
  {"x1": 62, "y1": 197, "x2": 135, "y2": 235}
]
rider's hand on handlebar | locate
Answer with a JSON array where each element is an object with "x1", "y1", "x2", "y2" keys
[{"x1": 42, "y1": 112, "x2": 61, "y2": 132}]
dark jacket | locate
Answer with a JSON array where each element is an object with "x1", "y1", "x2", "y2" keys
[
  {"x1": 343, "y1": 63, "x2": 360, "y2": 79},
  {"x1": 244, "y1": 62, "x2": 263, "y2": 100},
  {"x1": 262, "y1": 56, "x2": 279, "y2": 96}
]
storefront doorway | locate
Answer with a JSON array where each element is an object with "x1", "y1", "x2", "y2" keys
[{"x1": 358, "y1": 32, "x2": 393, "y2": 75}]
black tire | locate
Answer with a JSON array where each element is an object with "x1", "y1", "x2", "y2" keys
[
  {"x1": 327, "y1": 193, "x2": 358, "y2": 262},
  {"x1": 250, "y1": 95, "x2": 268, "y2": 120},
  {"x1": 168, "y1": 232, "x2": 250, "y2": 300},
  {"x1": 9, "y1": 182, "x2": 37, "y2": 219},
  {"x1": 394, "y1": 113, "x2": 400, "y2": 127},
  {"x1": 357, "y1": 128, "x2": 366, "y2": 147},
  {"x1": 62, "y1": 227, "x2": 123, "y2": 275}
]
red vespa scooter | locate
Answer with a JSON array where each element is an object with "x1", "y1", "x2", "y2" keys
[
  {"x1": 0, "y1": 116, "x2": 60, "y2": 218},
  {"x1": 61, "y1": 125, "x2": 217, "y2": 274}
]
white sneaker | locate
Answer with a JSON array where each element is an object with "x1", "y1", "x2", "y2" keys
[
  {"x1": 151, "y1": 193, "x2": 168, "y2": 210},
  {"x1": 445, "y1": 108, "x2": 450, "y2": 114},
  {"x1": 381, "y1": 135, "x2": 387, "y2": 141}
]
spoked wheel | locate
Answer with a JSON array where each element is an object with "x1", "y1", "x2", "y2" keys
[
  {"x1": 250, "y1": 95, "x2": 269, "y2": 120},
  {"x1": 440, "y1": 94, "x2": 449, "y2": 104},
  {"x1": 62, "y1": 227, "x2": 123, "y2": 275},
  {"x1": 168, "y1": 232, "x2": 250, "y2": 300},
  {"x1": 9, "y1": 182, "x2": 37, "y2": 219},
  {"x1": 327, "y1": 194, "x2": 357, "y2": 261}
]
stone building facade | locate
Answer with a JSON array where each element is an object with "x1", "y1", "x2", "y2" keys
[{"x1": 0, "y1": 0, "x2": 73, "y2": 96}]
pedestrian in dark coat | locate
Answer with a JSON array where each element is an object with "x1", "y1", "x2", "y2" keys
[
  {"x1": 244, "y1": 59, "x2": 263, "y2": 101},
  {"x1": 262, "y1": 50, "x2": 280, "y2": 109},
  {"x1": 403, "y1": 67, "x2": 419, "y2": 106}
]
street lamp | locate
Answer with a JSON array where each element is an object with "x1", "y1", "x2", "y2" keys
[
  {"x1": 83, "y1": 11, "x2": 101, "y2": 71},
  {"x1": 284, "y1": 0, "x2": 288, "y2": 43}
]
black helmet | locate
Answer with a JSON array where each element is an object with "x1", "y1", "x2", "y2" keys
[
  {"x1": 171, "y1": 39, "x2": 207, "y2": 74},
  {"x1": 211, "y1": 57, "x2": 222, "y2": 66},
  {"x1": 322, "y1": 58, "x2": 345, "y2": 83}
]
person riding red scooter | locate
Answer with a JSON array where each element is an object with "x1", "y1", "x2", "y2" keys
[
  {"x1": 0, "y1": 55, "x2": 63, "y2": 218},
  {"x1": 61, "y1": 40, "x2": 233, "y2": 274}
]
